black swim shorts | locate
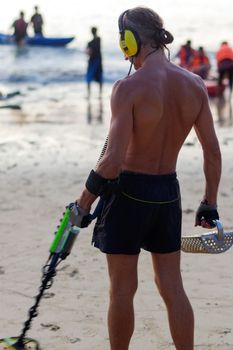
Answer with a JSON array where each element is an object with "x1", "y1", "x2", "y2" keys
[{"x1": 92, "y1": 171, "x2": 182, "y2": 254}]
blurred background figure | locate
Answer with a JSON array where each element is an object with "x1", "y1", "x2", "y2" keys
[
  {"x1": 86, "y1": 27, "x2": 103, "y2": 98},
  {"x1": 86, "y1": 97, "x2": 103, "y2": 124},
  {"x1": 216, "y1": 41, "x2": 233, "y2": 94},
  {"x1": 11, "y1": 11, "x2": 28, "y2": 47},
  {"x1": 177, "y1": 39, "x2": 195, "y2": 69},
  {"x1": 189, "y1": 46, "x2": 211, "y2": 79},
  {"x1": 30, "y1": 6, "x2": 44, "y2": 36}
]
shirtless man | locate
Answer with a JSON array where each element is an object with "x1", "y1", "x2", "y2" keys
[{"x1": 71, "y1": 7, "x2": 221, "y2": 350}]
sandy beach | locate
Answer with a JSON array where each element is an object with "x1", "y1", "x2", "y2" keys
[{"x1": 0, "y1": 82, "x2": 233, "y2": 349}]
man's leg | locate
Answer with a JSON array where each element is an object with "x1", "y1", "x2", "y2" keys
[
  {"x1": 228, "y1": 68, "x2": 233, "y2": 92},
  {"x1": 99, "y1": 80, "x2": 103, "y2": 97},
  {"x1": 87, "y1": 82, "x2": 91, "y2": 98},
  {"x1": 151, "y1": 251, "x2": 194, "y2": 350},
  {"x1": 106, "y1": 254, "x2": 139, "y2": 350}
]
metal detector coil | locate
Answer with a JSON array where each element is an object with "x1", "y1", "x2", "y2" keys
[
  {"x1": 181, "y1": 220, "x2": 233, "y2": 254},
  {"x1": 0, "y1": 337, "x2": 41, "y2": 350}
]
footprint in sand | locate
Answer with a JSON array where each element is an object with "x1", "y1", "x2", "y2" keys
[
  {"x1": 69, "y1": 268, "x2": 79, "y2": 277},
  {"x1": 40, "y1": 323, "x2": 60, "y2": 331},
  {"x1": 68, "y1": 337, "x2": 81, "y2": 344},
  {"x1": 43, "y1": 292, "x2": 55, "y2": 299},
  {"x1": 0, "y1": 266, "x2": 5, "y2": 275}
]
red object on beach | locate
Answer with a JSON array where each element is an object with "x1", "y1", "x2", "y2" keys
[{"x1": 204, "y1": 80, "x2": 226, "y2": 97}]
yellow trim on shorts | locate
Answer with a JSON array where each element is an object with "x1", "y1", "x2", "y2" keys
[{"x1": 122, "y1": 191, "x2": 180, "y2": 204}]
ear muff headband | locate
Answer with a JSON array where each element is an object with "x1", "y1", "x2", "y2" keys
[{"x1": 118, "y1": 10, "x2": 141, "y2": 57}]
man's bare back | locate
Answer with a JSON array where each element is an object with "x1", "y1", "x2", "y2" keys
[{"x1": 108, "y1": 51, "x2": 213, "y2": 175}]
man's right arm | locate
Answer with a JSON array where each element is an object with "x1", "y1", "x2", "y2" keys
[
  {"x1": 75, "y1": 78, "x2": 133, "y2": 216},
  {"x1": 194, "y1": 83, "x2": 221, "y2": 227}
]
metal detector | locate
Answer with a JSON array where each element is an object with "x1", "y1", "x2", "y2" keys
[{"x1": 0, "y1": 203, "x2": 101, "y2": 350}]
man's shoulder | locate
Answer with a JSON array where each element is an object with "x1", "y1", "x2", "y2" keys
[
  {"x1": 112, "y1": 76, "x2": 136, "y2": 92},
  {"x1": 170, "y1": 63, "x2": 206, "y2": 89},
  {"x1": 111, "y1": 77, "x2": 138, "y2": 103}
]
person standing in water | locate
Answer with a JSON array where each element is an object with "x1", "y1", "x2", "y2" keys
[
  {"x1": 86, "y1": 27, "x2": 103, "y2": 98},
  {"x1": 30, "y1": 6, "x2": 44, "y2": 36},
  {"x1": 71, "y1": 6, "x2": 221, "y2": 350},
  {"x1": 216, "y1": 41, "x2": 233, "y2": 93},
  {"x1": 12, "y1": 11, "x2": 28, "y2": 47}
]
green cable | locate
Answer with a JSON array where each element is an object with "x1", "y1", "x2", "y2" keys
[{"x1": 122, "y1": 191, "x2": 180, "y2": 204}]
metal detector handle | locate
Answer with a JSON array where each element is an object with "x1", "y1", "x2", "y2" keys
[
  {"x1": 50, "y1": 207, "x2": 71, "y2": 254},
  {"x1": 49, "y1": 207, "x2": 80, "y2": 257},
  {"x1": 50, "y1": 199, "x2": 103, "y2": 258},
  {"x1": 213, "y1": 219, "x2": 224, "y2": 240}
]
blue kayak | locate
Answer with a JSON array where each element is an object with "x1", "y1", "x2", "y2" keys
[{"x1": 0, "y1": 33, "x2": 74, "y2": 47}]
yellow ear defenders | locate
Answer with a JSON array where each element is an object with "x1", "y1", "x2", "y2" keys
[{"x1": 118, "y1": 10, "x2": 141, "y2": 57}]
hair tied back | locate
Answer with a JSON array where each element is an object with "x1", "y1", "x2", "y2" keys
[{"x1": 159, "y1": 28, "x2": 174, "y2": 45}]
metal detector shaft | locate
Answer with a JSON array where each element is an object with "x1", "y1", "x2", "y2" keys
[{"x1": 16, "y1": 253, "x2": 60, "y2": 346}]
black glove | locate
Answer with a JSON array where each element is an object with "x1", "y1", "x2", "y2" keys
[
  {"x1": 69, "y1": 202, "x2": 92, "y2": 228},
  {"x1": 195, "y1": 200, "x2": 219, "y2": 228}
]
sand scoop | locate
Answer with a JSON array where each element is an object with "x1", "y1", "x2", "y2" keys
[{"x1": 181, "y1": 220, "x2": 233, "y2": 254}]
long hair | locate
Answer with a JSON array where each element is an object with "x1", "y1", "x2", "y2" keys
[{"x1": 124, "y1": 7, "x2": 174, "y2": 51}]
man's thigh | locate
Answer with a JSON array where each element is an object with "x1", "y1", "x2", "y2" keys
[
  {"x1": 151, "y1": 251, "x2": 183, "y2": 287},
  {"x1": 106, "y1": 254, "x2": 139, "y2": 293}
]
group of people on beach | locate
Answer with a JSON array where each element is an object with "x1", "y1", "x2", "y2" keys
[
  {"x1": 11, "y1": 7, "x2": 102, "y2": 97},
  {"x1": 10, "y1": 9, "x2": 233, "y2": 98},
  {"x1": 11, "y1": 6, "x2": 43, "y2": 46},
  {"x1": 87, "y1": 35, "x2": 233, "y2": 99},
  {"x1": 177, "y1": 40, "x2": 210, "y2": 79},
  {"x1": 177, "y1": 39, "x2": 233, "y2": 92}
]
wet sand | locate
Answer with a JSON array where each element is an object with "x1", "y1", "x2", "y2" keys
[{"x1": 0, "y1": 83, "x2": 233, "y2": 349}]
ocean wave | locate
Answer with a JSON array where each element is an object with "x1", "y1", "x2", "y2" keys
[{"x1": 0, "y1": 45, "x2": 129, "y2": 85}]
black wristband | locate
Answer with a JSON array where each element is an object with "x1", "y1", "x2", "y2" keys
[
  {"x1": 85, "y1": 170, "x2": 108, "y2": 196},
  {"x1": 201, "y1": 199, "x2": 217, "y2": 209},
  {"x1": 85, "y1": 170, "x2": 119, "y2": 198}
]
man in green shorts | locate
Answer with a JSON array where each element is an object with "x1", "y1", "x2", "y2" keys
[{"x1": 71, "y1": 7, "x2": 221, "y2": 350}]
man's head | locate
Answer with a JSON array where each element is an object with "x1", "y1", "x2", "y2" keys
[
  {"x1": 34, "y1": 6, "x2": 39, "y2": 13},
  {"x1": 118, "y1": 7, "x2": 173, "y2": 58},
  {"x1": 20, "y1": 11, "x2": 25, "y2": 18},
  {"x1": 91, "y1": 27, "x2": 97, "y2": 36},
  {"x1": 198, "y1": 46, "x2": 205, "y2": 57}
]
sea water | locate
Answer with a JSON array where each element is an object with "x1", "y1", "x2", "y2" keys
[
  {"x1": 0, "y1": 0, "x2": 233, "y2": 87},
  {"x1": 0, "y1": 0, "x2": 232, "y2": 138}
]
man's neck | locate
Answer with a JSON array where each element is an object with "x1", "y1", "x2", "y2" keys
[{"x1": 142, "y1": 48, "x2": 166, "y2": 66}]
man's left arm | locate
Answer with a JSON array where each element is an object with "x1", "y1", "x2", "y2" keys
[{"x1": 194, "y1": 84, "x2": 222, "y2": 227}]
